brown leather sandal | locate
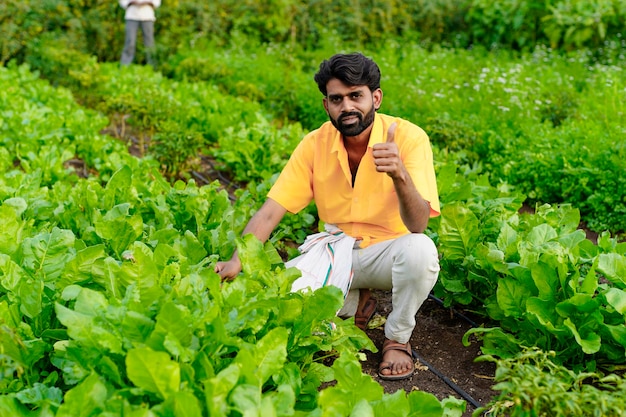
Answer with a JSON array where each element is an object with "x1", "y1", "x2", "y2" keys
[
  {"x1": 354, "y1": 289, "x2": 377, "y2": 331},
  {"x1": 378, "y1": 339, "x2": 416, "y2": 381}
]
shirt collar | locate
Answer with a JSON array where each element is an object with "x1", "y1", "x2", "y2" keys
[{"x1": 367, "y1": 113, "x2": 384, "y2": 147}]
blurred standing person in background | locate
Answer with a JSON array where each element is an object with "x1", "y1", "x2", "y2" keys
[{"x1": 119, "y1": 0, "x2": 161, "y2": 67}]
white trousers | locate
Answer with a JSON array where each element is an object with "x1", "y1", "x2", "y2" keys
[{"x1": 338, "y1": 233, "x2": 440, "y2": 344}]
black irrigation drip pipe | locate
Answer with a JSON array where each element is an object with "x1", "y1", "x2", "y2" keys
[
  {"x1": 412, "y1": 293, "x2": 483, "y2": 410},
  {"x1": 412, "y1": 348, "x2": 483, "y2": 410}
]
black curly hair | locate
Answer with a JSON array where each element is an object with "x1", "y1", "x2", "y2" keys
[{"x1": 314, "y1": 52, "x2": 381, "y2": 96}]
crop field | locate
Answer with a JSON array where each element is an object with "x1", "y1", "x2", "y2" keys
[{"x1": 2, "y1": 1, "x2": 626, "y2": 416}]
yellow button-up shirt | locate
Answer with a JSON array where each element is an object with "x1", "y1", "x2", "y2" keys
[{"x1": 268, "y1": 113, "x2": 440, "y2": 247}]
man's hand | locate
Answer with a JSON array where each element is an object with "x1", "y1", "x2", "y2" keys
[
  {"x1": 214, "y1": 256, "x2": 242, "y2": 281},
  {"x1": 372, "y1": 122, "x2": 404, "y2": 180},
  {"x1": 373, "y1": 122, "x2": 430, "y2": 233},
  {"x1": 213, "y1": 198, "x2": 287, "y2": 281}
]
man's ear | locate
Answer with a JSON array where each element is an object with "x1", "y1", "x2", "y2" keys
[
  {"x1": 322, "y1": 97, "x2": 329, "y2": 113},
  {"x1": 373, "y1": 88, "x2": 383, "y2": 110}
]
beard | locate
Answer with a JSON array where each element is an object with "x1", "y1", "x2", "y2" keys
[{"x1": 330, "y1": 105, "x2": 376, "y2": 137}]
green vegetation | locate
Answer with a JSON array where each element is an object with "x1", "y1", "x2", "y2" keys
[{"x1": 1, "y1": 1, "x2": 626, "y2": 415}]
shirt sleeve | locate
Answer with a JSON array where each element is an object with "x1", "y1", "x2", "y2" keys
[
  {"x1": 398, "y1": 121, "x2": 441, "y2": 216},
  {"x1": 267, "y1": 134, "x2": 315, "y2": 214},
  {"x1": 119, "y1": 0, "x2": 130, "y2": 9}
]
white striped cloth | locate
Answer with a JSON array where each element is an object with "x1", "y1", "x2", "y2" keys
[{"x1": 286, "y1": 224, "x2": 356, "y2": 297}]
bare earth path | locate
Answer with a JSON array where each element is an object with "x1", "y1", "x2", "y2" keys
[{"x1": 361, "y1": 291, "x2": 497, "y2": 417}]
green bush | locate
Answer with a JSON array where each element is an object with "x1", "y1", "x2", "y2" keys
[{"x1": 477, "y1": 348, "x2": 626, "y2": 417}]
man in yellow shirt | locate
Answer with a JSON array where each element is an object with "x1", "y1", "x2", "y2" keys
[{"x1": 216, "y1": 52, "x2": 440, "y2": 381}]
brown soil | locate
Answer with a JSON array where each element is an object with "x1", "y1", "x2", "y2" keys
[{"x1": 361, "y1": 290, "x2": 497, "y2": 416}]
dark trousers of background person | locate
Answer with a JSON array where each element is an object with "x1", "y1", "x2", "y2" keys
[{"x1": 121, "y1": 20, "x2": 155, "y2": 67}]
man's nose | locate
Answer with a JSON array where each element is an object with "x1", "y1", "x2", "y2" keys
[{"x1": 339, "y1": 97, "x2": 355, "y2": 112}]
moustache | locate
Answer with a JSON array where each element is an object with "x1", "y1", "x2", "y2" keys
[{"x1": 339, "y1": 112, "x2": 362, "y2": 122}]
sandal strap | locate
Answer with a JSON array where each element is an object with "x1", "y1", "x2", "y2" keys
[{"x1": 382, "y1": 339, "x2": 412, "y2": 357}]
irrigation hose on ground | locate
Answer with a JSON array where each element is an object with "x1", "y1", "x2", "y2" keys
[
  {"x1": 412, "y1": 348, "x2": 482, "y2": 410},
  {"x1": 415, "y1": 293, "x2": 483, "y2": 410}
]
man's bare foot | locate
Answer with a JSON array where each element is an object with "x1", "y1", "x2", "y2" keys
[{"x1": 378, "y1": 339, "x2": 415, "y2": 380}]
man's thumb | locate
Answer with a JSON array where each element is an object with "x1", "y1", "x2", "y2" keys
[{"x1": 386, "y1": 122, "x2": 397, "y2": 143}]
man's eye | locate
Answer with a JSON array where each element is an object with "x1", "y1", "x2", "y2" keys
[{"x1": 329, "y1": 97, "x2": 342, "y2": 103}]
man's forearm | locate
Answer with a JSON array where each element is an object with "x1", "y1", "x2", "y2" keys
[{"x1": 393, "y1": 170, "x2": 430, "y2": 233}]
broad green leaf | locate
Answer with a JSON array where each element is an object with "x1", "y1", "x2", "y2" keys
[
  {"x1": 556, "y1": 294, "x2": 600, "y2": 316},
  {"x1": 263, "y1": 385, "x2": 296, "y2": 417},
  {"x1": 526, "y1": 223, "x2": 558, "y2": 245},
  {"x1": 126, "y1": 347, "x2": 180, "y2": 400},
  {"x1": 597, "y1": 253, "x2": 626, "y2": 287},
  {"x1": 496, "y1": 276, "x2": 534, "y2": 317},
  {"x1": 174, "y1": 231, "x2": 208, "y2": 264},
  {"x1": 15, "y1": 383, "x2": 63, "y2": 408},
  {"x1": 237, "y1": 234, "x2": 271, "y2": 275},
  {"x1": 59, "y1": 244, "x2": 107, "y2": 289},
  {"x1": 531, "y1": 262, "x2": 559, "y2": 301},
  {"x1": 120, "y1": 310, "x2": 155, "y2": 343},
  {"x1": 253, "y1": 327, "x2": 289, "y2": 385},
  {"x1": 296, "y1": 286, "x2": 343, "y2": 336},
  {"x1": 0, "y1": 300, "x2": 20, "y2": 328},
  {"x1": 55, "y1": 304, "x2": 123, "y2": 354},
  {"x1": 563, "y1": 318, "x2": 601, "y2": 354},
  {"x1": 103, "y1": 165, "x2": 133, "y2": 209},
  {"x1": 332, "y1": 354, "x2": 383, "y2": 401},
  {"x1": 0, "y1": 254, "x2": 25, "y2": 293},
  {"x1": 373, "y1": 390, "x2": 414, "y2": 416},
  {"x1": 577, "y1": 261, "x2": 599, "y2": 295},
  {"x1": 351, "y1": 398, "x2": 375, "y2": 416},
  {"x1": 496, "y1": 223, "x2": 518, "y2": 258},
  {"x1": 0, "y1": 315, "x2": 46, "y2": 370},
  {"x1": 147, "y1": 302, "x2": 193, "y2": 353},
  {"x1": 17, "y1": 278, "x2": 43, "y2": 318},
  {"x1": 535, "y1": 204, "x2": 580, "y2": 233},
  {"x1": 441, "y1": 396, "x2": 466, "y2": 417},
  {"x1": 0, "y1": 395, "x2": 36, "y2": 417},
  {"x1": 406, "y1": 390, "x2": 445, "y2": 417},
  {"x1": 526, "y1": 297, "x2": 560, "y2": 333},
  {"x1": 604, "y1": 288, "x2": 626, "y2": 315},
  {"x1": 276, "y1": 294, "x2": 304, "y2": 325},
  {"x1": 463, "y1": 327, "x2": 521, "y2": 357},
  {"x1": 204, "y1": 364, "x2": 240, "y2": 417},
  {"x1": 558, "y1": 229, "x2": 587, "y2": 251},
  {"x1": 439, "y1": 203, "x2": 480, "y2": 261},
  {"x1": 0, "y1": 198, "x2": 29, "y2": 255},
  {"x1": 153, "y1": 390, "x2": 202, "y2": 417},
  {"x1": 21, "y1": 227, "x2": 75, "y2": 282},
  {"x1": 229, "y1": 384, "x2": 261, "y2": 414},
  {"x1": 55, "y1": 373, "x2": 108, "y2": 417},
  {"x1": 606, "y1": 324, "x2": 626, "y2": 347},
  {"x1": 94, "y1": 203, "x2": 143, "y2": 258},
  {"x1": 120, "y1": 242, "x2": 163, "y2": 306}
]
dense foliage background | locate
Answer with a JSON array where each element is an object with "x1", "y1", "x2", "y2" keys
[{"x1": 2, "y1": 0, "x2": 626, "y2": 66}]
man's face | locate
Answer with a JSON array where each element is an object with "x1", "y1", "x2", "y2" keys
[{"x1": 323, "y1": 78, "x2": 382, "y2": 137}]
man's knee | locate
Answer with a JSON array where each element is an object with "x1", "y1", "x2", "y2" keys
[{"x1": 395, "y1": 233, "x2": 440, "y2": 276}]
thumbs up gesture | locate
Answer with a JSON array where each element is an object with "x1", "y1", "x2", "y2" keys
[{"x1": 372, "y1": 122, "x2": 402, "y2": 179}]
